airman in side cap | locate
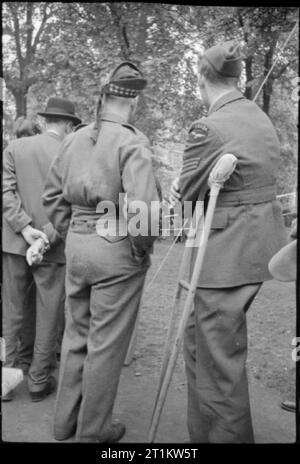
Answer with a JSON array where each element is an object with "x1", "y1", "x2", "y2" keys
[{"x1": 169, "y1": 40, "x2": 286, "y2": 444}]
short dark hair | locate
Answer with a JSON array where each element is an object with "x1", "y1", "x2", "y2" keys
[
  {"x1": 14, "y1": 117, "x2": 41, "y2": 138},
  {"x1": 198, "y1": 55, "x2": 239, "y2": 87}
]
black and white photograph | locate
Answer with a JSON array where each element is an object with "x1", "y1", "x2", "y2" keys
[{"x1": 1, "y1": 1, "x2": 299, "y2": 453}]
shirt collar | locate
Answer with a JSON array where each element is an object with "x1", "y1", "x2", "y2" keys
[
  {"x1": 45, "y1": 129, "x2": 62, "y2": 139},
  {"x1": 208, "y1": 89, "x2": 245, "y2": 115}
]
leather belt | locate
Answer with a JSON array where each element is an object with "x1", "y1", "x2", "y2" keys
[
  {"x1": 71, "y1": 205, "x2": 103, "y2": 224},
  {"x1": 70, "y1": 205, "x2": 127, "y2": 233}
]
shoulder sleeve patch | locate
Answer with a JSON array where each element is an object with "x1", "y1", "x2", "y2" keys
[{"x1": 188, "y1": 120, "x2": 209, "y2": 143}]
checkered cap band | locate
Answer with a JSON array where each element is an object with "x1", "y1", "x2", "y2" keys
[{"x1": 105, "y1": 83, "x2": 139, "y2": 98}]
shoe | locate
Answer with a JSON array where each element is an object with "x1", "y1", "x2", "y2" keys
[
  {"x1": 54, "y1": 425, "x2": 77, "y2": 441},
  {"x1": 30, "y1": 376, "x2": 56, "y2": 402},
  {"x1": 76, "y1": 422, "x2": 126, "y2": 443},
  {"x1": 1, "y1": 390, "x2": 14, "y2": 402},
  {"x1": 16, "y1": 363, "x2": 30, "y2": 375},
  {"x1": 280, "y1": 400, "x2": 296, "y2": 413}
]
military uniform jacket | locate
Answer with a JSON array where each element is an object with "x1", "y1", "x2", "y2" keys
[
  {"x1": 179, "y1": 90, "x2": 287, "y2": 287},
  {"x1": 3, "y1": 132, "x2": 65, "y2": 263},
  {"x1": 42, "y1": 111, "x2": 159, "y2": 253}
]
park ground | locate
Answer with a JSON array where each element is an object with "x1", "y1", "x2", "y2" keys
[{"x1": 2, "y1": 238, "x2": 296, "y2": 443}]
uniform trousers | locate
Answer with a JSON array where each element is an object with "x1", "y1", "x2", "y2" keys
[
  {"x1": 2, "y1": 252, "x2": 65, "y2": 391},
  {"x1": 54, "y1": 222, "x2": 149, "y2": 442},
  {"x1": 183, "y1": 283, "x2": 262, "y2": 443}
]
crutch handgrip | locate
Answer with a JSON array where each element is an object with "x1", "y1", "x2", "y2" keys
[{"x1": 208, "y1": 153, "x2": 237, "y2": 188}]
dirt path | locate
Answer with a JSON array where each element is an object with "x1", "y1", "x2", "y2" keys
[{"x1": 1, "y1": 363, "x2": 295, "y2": 443}]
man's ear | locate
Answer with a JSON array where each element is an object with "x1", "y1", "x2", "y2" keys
[
  {"x1": 133, "y1": 96, "x2": 139, "y2": 107},
  {"x1": 67, "y1": 121, "x2": 74, "y2": 133},
  {"x1": 198, "y1": 73, "x2": 205, "y2": 90},
  {"x1": 130, "y1": 96, "x2": 139, "y2": 114}
]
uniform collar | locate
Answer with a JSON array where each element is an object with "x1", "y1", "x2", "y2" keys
[
  {"x1": 208, "y1": 89, "x2": 245, "y2": 115},
  {"x1": 90, "y1": 111, "x2": 129, "y2": 143},
  {"x1": 99, "y1": 111, "x2": 129, "y2": 125}
]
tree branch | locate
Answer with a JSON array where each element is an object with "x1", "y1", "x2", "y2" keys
[
  {"x1": 8, "y1": 3, "x2": 23, "y2": 68},
  {"x1": 108, "y1": 3, "x2": 131, "y2": 59},
  {"x1": 4, "y1": 70, "x2": 39, "y2": 94},
  {"x1": 25, "y1": 3, "x2": 34, "y2": 62},
  {"x1": 32, "y1": 3, "x2": 51, "y2": 55},
  {"x1": 272, "y1": 57, "x2": 298, "y2": 79}
]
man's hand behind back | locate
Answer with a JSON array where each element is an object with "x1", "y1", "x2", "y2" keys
[
  {"x1": 26, "y1": 238, "x2": 47, "y2": 266},
  {"x1": 21, "y1": 224, "x2": 49, "y2": 246}
]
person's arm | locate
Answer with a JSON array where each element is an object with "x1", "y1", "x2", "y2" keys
[
  {"x1": 41, "y1": 222, "x2": 63, "y2": 248},
  {"x1": 121, "y1": 134, "x2": 160, "y2": 256},
  {"x1": 42, "y1": 149, "x2": 72, "y2": 241},
  {"x1": 3, "y1": 144, "x2": 49, "y2": 245}
]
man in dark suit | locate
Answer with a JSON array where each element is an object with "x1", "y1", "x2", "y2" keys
[
  {"x1": 170, "y1": 41, "x2": 287, "y2": 442},
  {"x1": 42, "y1": 63, "x2": 159, "y2": 442},
  {"x1": 10, "y1": 118, "x2": 42, "y2": 377},
  {"x1": 2, "y1": 97, "x2": 81, "y2": 402}
]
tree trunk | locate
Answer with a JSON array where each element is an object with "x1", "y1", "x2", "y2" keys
[
  {"x1": 5, "y1": 2, "x2": 50, "y2": 119},
  {"x1": 108, "y1": 3, "x2": 131, "y2": 60},
  {"x1": 244, "y1": 55, "x2": 253, "y2": 100},
  {"x1": 15, "y1": 90, "x2": 27, "y2": 118},
  {"x1": 263, "y1": 79, "x2": 273, "y2": 115}
]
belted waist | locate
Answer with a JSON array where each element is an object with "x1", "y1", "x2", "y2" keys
[
  {"x1": 70, "y1": 205, "x2": 128, "y2": 235},
  {"x1": 216, "y1": 185, "x2": 277, "y2": 207}
]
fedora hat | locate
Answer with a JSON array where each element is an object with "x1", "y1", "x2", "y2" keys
[
  {"x1": 268, "y1": 240, "x2": 297, "y2": 282},
  {"x1": 38, "y1": 97, "x2": 81, "y2": 125}
]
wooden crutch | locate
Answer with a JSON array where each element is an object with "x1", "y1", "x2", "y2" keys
[
  {"x1": 148, "y1": 153, "x2": 238, "y2": 443},
  {"x1": 149, "y1": 207, "x2": 204, "y2": 421}
]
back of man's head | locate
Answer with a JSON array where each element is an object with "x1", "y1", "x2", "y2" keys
[
  {"x1": 198, "y1": 40, "x2": 242, "y2": 89},
  {"x1": 44, "y1": 116, "x2": 74, "y2": 129},
  {"x1": 198, "y1": 56, "x2": 239, "y2": 88},
  {"x1": 98, "y1": 61, "x2": 147, "y2": 118},
  {"x1": 44, "y1": 117, "x2": 74, "y2": 138}
]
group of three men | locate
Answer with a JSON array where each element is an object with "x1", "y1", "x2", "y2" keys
[{"x1": 2, "y1": 40, "x2": 286, "y2": 443}]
